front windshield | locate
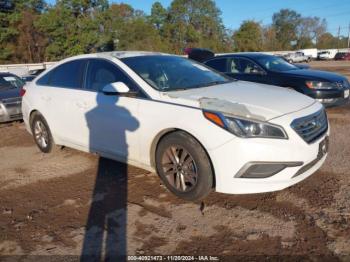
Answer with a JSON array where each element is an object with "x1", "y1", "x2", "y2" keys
[
  {"x1": 0, "y1": 74, "x2": 24, "y2": 91},
  {"x1": 257, "y1": 56, "x2": 298, "y2": 72},
  {"x1": 122, "y1": 55, "x2": 231, "y2": 91}
]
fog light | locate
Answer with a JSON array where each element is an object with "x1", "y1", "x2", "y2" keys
[{"x1": 235, "y1": 162, "x2": 303, "y2": 178}]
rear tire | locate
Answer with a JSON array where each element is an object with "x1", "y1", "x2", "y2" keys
[
  {"x1": 155, "y1": 131, "x2": 213, "y2": 201},
  {"x1": 30, "y1": 113, "x2": 54, "y2": 153}
]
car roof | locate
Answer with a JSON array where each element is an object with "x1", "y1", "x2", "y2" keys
[
  {"x1": 65, "y1": 51, "x2": 170, "y2": 61},
  {"x1": 210, "y1": 52, "x2": 274, "y2": 60},
  {"x1": 53, "y1": 51, "x2": 173, "y2": 66}
]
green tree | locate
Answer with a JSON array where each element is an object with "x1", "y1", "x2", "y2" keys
[
  {"x1": 164, "y1": 0, "x2": 227, "y2": 53},
  {"x1": 150, "y1": 1, "x2": 167, "y2": 30},
  {"x1": 262, "y1": 26, "x2": 280, "y2": 51},
  {"x1": 57, "y1": 0, "x2": 108, "y2": 16},
  {"x1": 117, "y1": 16, "x2": 166, "y2": 51},
  {"x1": 272, "y1": 9, "x2": 301, "y2": 50},
  {"x1": 296, "y1": 16, "x2": 326, "y2": 49},
  {"x1": 37, "y1": 0, "x2": 112, "y2": 60},
  {"x1": 316, "y1": 32, "x2": 337, "y2": 49},
  {"x1": 0, "y1": 0, "x2": 46, "y2": 63},
  {"x1": 233, "y1": 20, "x2": 263, "y2": 52}
]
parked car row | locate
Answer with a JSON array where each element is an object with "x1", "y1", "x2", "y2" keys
[
  {"x1": 0, "y1": 68, "x2": 46, "y2": 123},
  {"x1": 186, "y1": 48, "x2": 350, "y2": 107},
  {"x1": 21, "y1": 51, "x2": 330, "y2": 201},
  {"x1": 0, "y1": 72, "x2": 24, "y2": 123},
  {"x1": 283, "y1": 52, "x2": 312, "y2": 63},
  {"x1": 334, "y1": 52, "x2": 350, "y2": 61},
  {"x1": 317, "y1": 50, "x2": 350, "y2": 61}
]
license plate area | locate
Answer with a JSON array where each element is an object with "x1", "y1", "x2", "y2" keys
[{"x1": 317, "y1": 136, "x2": 329, "y2": 160}]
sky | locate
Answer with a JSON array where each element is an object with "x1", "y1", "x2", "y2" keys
[{"x1": 47, "y1": 0, "x2": 350, "y2": 36}]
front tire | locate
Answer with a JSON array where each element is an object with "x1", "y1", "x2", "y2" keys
[
  {"x1": 31, "y1": 113, "x2": 54, "y2": 153},
  {"x1": 156, "y1": 131, "x2": 213, "y2": 201}
]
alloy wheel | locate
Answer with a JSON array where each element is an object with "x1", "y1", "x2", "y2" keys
[
  {"x1": 34, "y1": 120, "x2": 49, "y2": 148},
  {"x1": 161, "y1": 146, "x2": 198, "y2": 192}
]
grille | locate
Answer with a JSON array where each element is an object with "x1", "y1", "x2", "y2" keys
[
  {"x1": 291, "y1": 109, "x2": 328, "y2": 144},
  {"x1": 335, "y1": 80, "x2": 350, "y2": 89}
]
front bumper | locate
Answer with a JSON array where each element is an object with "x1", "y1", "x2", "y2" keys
[
  {"x1": 208, "y1": 102, "x2": 329, "y2": 194},
  {"x1": 0, "y1": 100, "x2": 22, "y2": 123},
  {"x1": 307, "y1": 88, "x2": 350, "y2": 107}
]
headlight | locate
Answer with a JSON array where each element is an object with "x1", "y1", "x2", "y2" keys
[
  {"x1": 305, "y1": 81, "x2": 337, "y2": 90},
  {"x1": 203, "y1": 111, "x2": 288, "y2": 139}
]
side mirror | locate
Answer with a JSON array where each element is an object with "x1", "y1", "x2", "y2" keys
[{"x1": 102, "y1": 82, "x2": 130, "y2": 95}]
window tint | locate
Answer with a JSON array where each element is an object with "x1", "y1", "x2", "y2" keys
[
  {"x1": 256, "y1": 56, "x2": 297, "y2": 72},
  {"x1": 48, "y1": 60, "x2": 85, "y2": 88},
  {"x1": 36, "y1": 71, "x2": 50, "y2": 86},
  {"x1": 37, "y1": 60, "x2": 85, "y2": 88},
  {"x1": 86, "y1": 59, "x2": 136, "y2": 92},
  {"x1": 204, "y1": 58, "x2": 228, "y2": 72},
  {"x1": 227, "y1": 58, "x2": 240, "y2": 73},
  {"x1": 236, "y1": 58, "x2": 264, "y2": 74}
]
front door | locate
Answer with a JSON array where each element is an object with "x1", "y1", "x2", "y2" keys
[{"x1": 77, "y1": 58, "x2": 140, "y2": 162}]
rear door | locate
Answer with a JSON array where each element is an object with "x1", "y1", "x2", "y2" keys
[{"x1": 35, "y1": 59, "x2": 87, "y2": 143}]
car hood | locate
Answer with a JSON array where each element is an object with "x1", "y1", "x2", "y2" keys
[
  {"x1": 281, "y1": 69, "x2": 347, "y2": 82},
  {"x1": 162, "y1": 81, "x2": 316, "y2": 121},
  {"x1": 0, "y1": 88, "x2": 21, "y2": 101}
]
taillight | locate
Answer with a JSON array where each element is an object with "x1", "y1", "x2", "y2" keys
[{"x1": 20, "y1": 88, "x2": 26, "y2": 97}]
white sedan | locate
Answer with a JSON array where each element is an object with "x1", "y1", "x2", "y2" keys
[{"x1": 21, "y1": 52, "x2": 329, "y2": 201}]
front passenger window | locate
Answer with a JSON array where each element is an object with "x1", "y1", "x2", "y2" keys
[
  {"x1": 238, "y1": 58, "x2": 264, "y2": 75},
  {"x1": 86, "y1": 59, "x2": 136, "y2": 92}
]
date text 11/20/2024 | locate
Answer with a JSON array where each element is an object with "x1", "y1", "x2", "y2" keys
[{"x1": 127, "y1": 255, "x2": 220, "y2": 261}]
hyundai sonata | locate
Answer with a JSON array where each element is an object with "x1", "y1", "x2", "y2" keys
[{"x1": 22, "y1": 52, "x2": 329, "y2": 201}]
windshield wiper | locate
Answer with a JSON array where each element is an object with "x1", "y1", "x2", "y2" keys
[
  {"x1": 164, "y1": 80, "x2": 233, "y2": 92},
  {"x1": 189, "y1": 80, "x2": 233, "y2": 89}
]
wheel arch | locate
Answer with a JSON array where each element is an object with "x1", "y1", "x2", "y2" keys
[
  {"x1": 29, "y1": 109, "x2": 40, "y2": 127},
  {"x1": 150, "y1": 128, "x2": 216, "y2": 188}
]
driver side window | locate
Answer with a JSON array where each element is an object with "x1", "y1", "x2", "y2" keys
[
  {"x1": 237, "y1": 58, "x2": 264, "y2": 75},
  {"x1": 85, "y1": 59, "x2": 137, "y2": 92}
]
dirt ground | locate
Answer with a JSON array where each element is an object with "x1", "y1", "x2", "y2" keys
[{"x1": 1, "y1": 61, "x2": 350, "y2": 261}]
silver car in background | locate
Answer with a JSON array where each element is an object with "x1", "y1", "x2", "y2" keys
[{"x1": 0, "y1": 73, "x2": 24, "y2": 123}]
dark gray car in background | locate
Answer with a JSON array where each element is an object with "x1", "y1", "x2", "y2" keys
[{"x1": 0, "y1": 73, "x2": 25, "y2": 122}]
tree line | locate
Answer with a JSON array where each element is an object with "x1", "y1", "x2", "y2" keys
[{"x1": 0, "y1": 0, "x2": 347, "y2": 64}]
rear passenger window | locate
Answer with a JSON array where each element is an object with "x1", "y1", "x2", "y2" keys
[
  {"x1": 204, "y1": 58, "x2": 228, "y2": 73},
  {"x1": 36, "y1": 72, "x2": 50, "y2": 86},
  {"x1": 37, "y1": 60, "x2": 86, "y2": 88},
  {"x1": 85, "y1": 59, "x2": 137, "y2": 92},
  {"x1": 49, "y1": 60, "x2": 85, "y2": 88}
]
